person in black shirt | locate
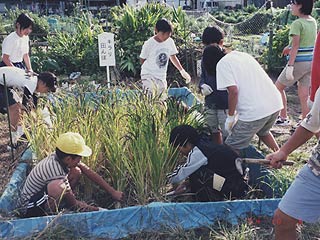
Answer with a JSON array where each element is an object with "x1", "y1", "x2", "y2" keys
[{"x1": 168, "y1": 124, "x2": 248, "y2": 201}]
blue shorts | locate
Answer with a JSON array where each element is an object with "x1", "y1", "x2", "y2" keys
[{"x1": 279, "y1": 164, "x2": 320, "y2": 223}]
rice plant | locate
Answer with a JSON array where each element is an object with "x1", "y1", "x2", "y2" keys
[{"x1": 21, "y1": 86, "x2": 203, "y2": 206}]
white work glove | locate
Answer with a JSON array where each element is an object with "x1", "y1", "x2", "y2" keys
[
  {"x1": 98, "y1": 207, "x2": 108, "y2": 211},
  {"x1": 180, "y1": 69, "x2": 191, "y2": 84},
  {"x1": 200, "y1": 84, "x2": 213, "y2": 96},
  {"x1": 225, "y1": 114, "x2": 237, "y2": 134},
  {"x1": 285, "y1": 65, "x2": 294, "y2": 81},
  {"x1": 307, "y1": 96, "x2": 314, "y2": 109}
]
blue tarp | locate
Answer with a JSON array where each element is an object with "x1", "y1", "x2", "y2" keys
[
  {"x1": 0, "y1": 199, "x2": 280, "y2": 239},
  {"x1": 48, "y1": 87, "x2": 202, "y2": 111},
  {"x1": 0, "y1": 88, "x2": 281, "y2": 239},
  {"x1": 0, "y1": 148, "x2": 32, "y2": 213}
]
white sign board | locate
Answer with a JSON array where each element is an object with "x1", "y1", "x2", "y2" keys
[{"x1": 98, "y1": 32, "x2": 115, "y2": 66}]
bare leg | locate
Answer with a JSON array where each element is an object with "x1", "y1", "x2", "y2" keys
[
  {"x1": 211, "y1": 132, "x2": 223, "y2": 144},
  {"x1": 297, "y1": 83, "x2": 309, "y2": 119},
  {"x1": 8, "y1": 103, "x2": 21, "y2": 131},
  {"x1": 273, "y1": 208, "x2": 298, "y2": 240},
  {"x1": 275, "y1": 81, "x2": 288, "y2": 119},
  {"x1": 259, "y1": 132, "x2": 279, "y2": 152},
  {"x1": 46, "y1": 179, "x2": 71, "y2": 213}
]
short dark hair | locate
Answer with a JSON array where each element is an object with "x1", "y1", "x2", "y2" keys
[
  {"x1": 38, "y1": 72, "x2": 57, "y2": 92},
  {"x1": 16, "y1": 13, "x2": 34, "y2": 30},
  {"x1": 202, "y1": 45, "x2": 226, "y2": 75},
  {"x1": 55, "y1": 147, "x2": 79, "y2": 159},
  {"x1": 169, "y1": 125, "x2": 200, "y2": 147},
  {"x1": 155, "y1": 18, "x2": 173, "y2": 33},
  {"x1": 294, "y1": 0, "x2": 313, "y2": 15},
  {"x1": 202, "y1": 26, "x2": 224, "y2": 45}
]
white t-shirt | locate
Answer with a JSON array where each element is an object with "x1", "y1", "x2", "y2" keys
[
  {"x1": 0, "y1": 67, "x2": 37, "y2": 94},
  {"x1": 301, "y1": 88, "x2": 320, "y2": 133},
  {"x1": 301, "y1": 88, "x2": 320, "y2": 175},
  {"x1": 217, "y1": 51, "x2": 283, "y2": 121},
  {"x1": 140, "y1": 36, "x2": 178, "y2": 81},
  {"x1": 2, "y1": 32, "x2": 29, "y2": 63}
]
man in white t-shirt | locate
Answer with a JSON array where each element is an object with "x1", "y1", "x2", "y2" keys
[
  {"x1": 215, "y1": 48, "x2": 283, "y2": 152},
  {"x1": 140, "y1": 18, "x2": 191, "y2": 100},
  {"x1": 0, "y1": 67, "x2": 57, "y2": 143}
]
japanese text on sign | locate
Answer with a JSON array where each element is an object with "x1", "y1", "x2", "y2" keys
[{"x1": 98, "y1": 32, "x2": 115, "y2": 66}]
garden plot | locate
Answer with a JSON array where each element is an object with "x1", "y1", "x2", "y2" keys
[{"x1": 1, "y1": 85, "x2": 318, "y2": 238}]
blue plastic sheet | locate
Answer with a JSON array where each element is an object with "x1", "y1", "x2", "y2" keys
[
  {"x1": 48, "y1": 87, "x2": 202, "y2": 109},
  {"x1": 0, "y1": 199, "x2": 280, "y2": 239},
  {"x1": 168, "y1": 87, "x2": 201, "y2": 107},
  {"x1": 0, "y1": 148, "x2": 32, "y2": 214}
]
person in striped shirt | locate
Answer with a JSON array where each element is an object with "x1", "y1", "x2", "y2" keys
[{"x1": 18, "y1": 132, "x2": 124, "y2": 217}]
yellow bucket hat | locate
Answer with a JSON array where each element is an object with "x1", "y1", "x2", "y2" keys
[{"x1": 56, "y1": 132, "x2": 92, "y2": 157}]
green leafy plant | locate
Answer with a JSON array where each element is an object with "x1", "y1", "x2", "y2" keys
[
  {"x1": 109, "y1": 4, "x2": 171, "y2": 78},
  {"x1": 261, "y1": 25, "x2": 289, "y2": 74},
  {"x1": 5, "y1": 8, "x2": 49, "y2": 40},
  {"x1": 46, "y1": 13, "x2": 103, "y2": 75}
]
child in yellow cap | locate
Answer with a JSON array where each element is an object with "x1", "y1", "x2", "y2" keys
[{"x1": 18, "y1": 132, "x2": 124, "y2": 217}]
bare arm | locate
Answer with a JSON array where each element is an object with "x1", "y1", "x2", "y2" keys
[
  {"x1": 266, "y1": 126, "x2": 314, "y2": 168},
  {"x1": 2, "y1": 54, "x2": 14, "y2": 67},
  {"x1": 23, "y1": 53, "x2": 32, "y2": 72},
  {"x1": 287, "y1": 35, "x2": 300, "y2": 65},
  {"x1": 169, "y1": 55, "x2": 183, "y2": 71},
  {"x1": 227, "y1": 85, "x2": 238, "y2": 116},
  {"x1": 63, "y1": 190, "x2": 99, "y2": 212},
  {"x1": 78, "y1": 162, "x2": 124, "y2": 201}
]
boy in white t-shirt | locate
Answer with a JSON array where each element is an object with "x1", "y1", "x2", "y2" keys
[
  {"x1": 139, "y1": 18, "x2": 191, "y2": 99},
  {"x1": 213, "y1": 46, "x2": 283, "y2": 153}
]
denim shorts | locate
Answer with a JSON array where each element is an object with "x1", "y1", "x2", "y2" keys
[{"x1": 279, "y1": 164, "x2": 320, "y2": 223}]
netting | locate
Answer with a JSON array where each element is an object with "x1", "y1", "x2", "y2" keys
[{"x1": 192, "y1": 4, "x2": 288, "y2": 57}]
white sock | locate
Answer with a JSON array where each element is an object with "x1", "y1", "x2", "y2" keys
[
  {"x1": 16, "y1": 125, "x2": 24, "y2": 137},
  {"x1": 10, "y1": 131, "x2": 18, "y2": 145}
]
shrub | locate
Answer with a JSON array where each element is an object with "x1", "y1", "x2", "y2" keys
[
  {"x1": 46, "y1": 13, "x2": 103, "y2": 75},
  {"x1": 261, "y1": 25, "x2": 289, "y2": 74}
]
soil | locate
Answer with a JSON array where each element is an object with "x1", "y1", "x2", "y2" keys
[{"x1": 0, "y1": 114, "x2": 14, "y2": 195}]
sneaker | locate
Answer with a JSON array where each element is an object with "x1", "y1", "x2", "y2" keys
[{"x1": 275, "y1": 116, "x2": 291, "y2": 126}]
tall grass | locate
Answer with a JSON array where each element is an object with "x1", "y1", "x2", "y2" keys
[{"x1": 22, "y1": 87, "x2": 203, "y2": 205}]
